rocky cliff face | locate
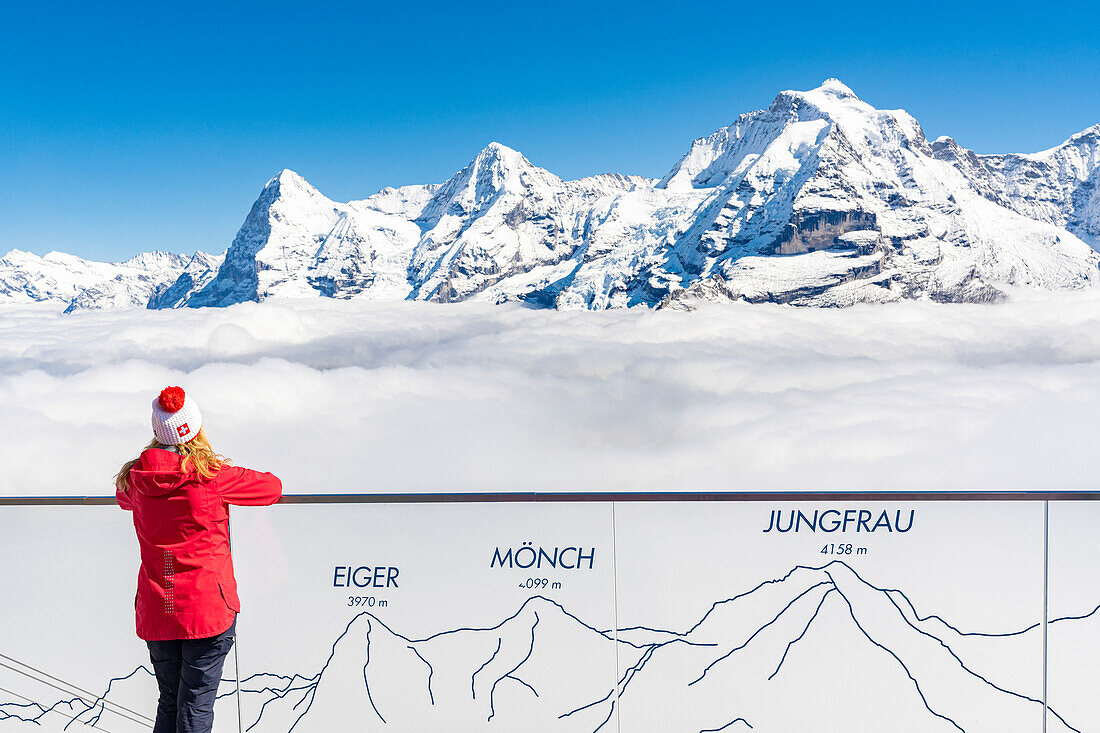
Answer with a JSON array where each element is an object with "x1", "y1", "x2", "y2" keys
[{"x1": 5, "y1": 79, "x2": 1099, "y2": 311}]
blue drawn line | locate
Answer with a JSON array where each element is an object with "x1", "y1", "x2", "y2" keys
[
  {"x1": 592, "y1": 698, "x2": 616, "y2": 733},
  {"x1": 844, "y1": 570, "x2": 1082, "y2": 732},
  {"x1": 218, "y1": 673, "x2": 318, "y2": 700},
  {"x1": 1049, "y1": 603, "x2": 1100, "y2": 626},
  {"x1": 471, "y1": 638, "x2": 502, "y2": 700},
  {"x1": 0, "y1": 697, "x2": 74, "y2": 724},
  {"x1": 362, "y1": 619, "x2": 387, "y2": 724},
  {"x1": 701, "y1": 717, "x2": 753, "y2": 731},
  {"x1": 619, "y1": 559, "x2": 1100, "y2": 642},
  {"x1": 563, "y1": 643, "x2": 654, "y2": 721},
  {"x1": 826, "y1": 571, "x2": 965, "y2": 733},
  {"x1": 64, "y1": 665, "x2": 152, "y2": 730},
  {"x1": 611, "y1": 638, "x2": 702, "y2": 706},
  {"x1": 407, "y1": 645, "x2": 435, "y2": 705},
  {"x1": 615, "y1": 561, "x2": 847, "y2": 641},
  {"x1": 505, "y1": 674, "x2": 538, "y2": 697},
  {"x1": 239, "y1": 683, "x2": 315, "y2": 696},
  {"x1": 769, "y1": 589, "x2": 836, "y2": 680},
  {"x1": 291, "y1": 687, "x2": 312, "y2": 711},
  {"x1": 618, "y1": 646, "x2": 656, "y2": 692},
  {"x1": 558, "y1": 687, "x2": 613, "y2": 719},
  {"x1": 0, "y1": 664, "x2": 155, "y2": 728},
  {"x1": 387, "y1": 595, "x2": 649, "y2": 650},
  {"x1": 563, "y1": 633, "x2": 699, "y2": 717},
  {"x1": 244, "y1": 676, "x2": 320, "y2": 730},
  {"x1": 885, "y1": 591, "x2": 1100, "y2": 639},
  {"x1": 601, "y1": 629, "x2": 716, "y2": 648},
  {"x1": 1, "y1": 696, "x2": 80, "y2": 724},
  {"x1": 284, "y1": 610, "x2": 372, "y2": 733},
  {"x1": 222, "y1": 671, "x2": 318, "y2": 690},
  {"x1": 885, "y1": 588, "x2": 1039, "y2": 637},
  {"x1": 681, "y1": 563, "x2": 836, "y2": 636},
  {"x1": 688, "y1": 581, "x2": 833, "y2": 686},
  {"x1": 487, "y1": 612, "x2": 540, "y2": 722},
  {"x1": 559, "y1": 645, "x2": 653, "y2": 720},
  {"x1": 244, "y1": 684, "x2": 315, "y2": 730}
]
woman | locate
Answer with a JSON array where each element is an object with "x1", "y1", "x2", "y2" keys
[{"x1": 115, "y1": 386, "x2": 282, "y2": 733}]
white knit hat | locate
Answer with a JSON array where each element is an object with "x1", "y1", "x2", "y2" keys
[{"x1": 151, "y1": 386, "x2": 203, "y2": 445}]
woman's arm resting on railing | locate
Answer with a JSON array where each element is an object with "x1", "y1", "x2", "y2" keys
[{"x1": 215, "y1": 466, "x2": 283, "y2": 506}]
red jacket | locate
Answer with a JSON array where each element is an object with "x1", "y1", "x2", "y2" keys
[{"x1": 117, "y1": 448, "x2": 282, "y2": 641}]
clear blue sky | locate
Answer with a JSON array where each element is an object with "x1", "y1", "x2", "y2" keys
[{"x1": 2, "y1": 0, "x2": 1098, "y2": 262}]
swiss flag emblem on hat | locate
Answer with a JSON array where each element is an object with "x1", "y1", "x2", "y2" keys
[{"x1": 177, "y1": 423, "x2": 190, "y2": 438}]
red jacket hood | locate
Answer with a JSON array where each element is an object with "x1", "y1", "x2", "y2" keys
[{"x1": 128, "y1": 448, "x2": 190, "y2": 496}]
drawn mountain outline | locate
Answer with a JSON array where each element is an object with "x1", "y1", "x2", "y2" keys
[{"x1": 3, "y1": 560, "x2": 1098, "y2": 733}]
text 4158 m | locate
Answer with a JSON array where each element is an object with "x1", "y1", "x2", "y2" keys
[{"x1": 820, "y1": 543, "x2": 868, "y2": 555}]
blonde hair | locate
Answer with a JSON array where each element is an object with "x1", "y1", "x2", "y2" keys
[{"x1": 115, "y1": 428, "x2": 230, "y2": 493}]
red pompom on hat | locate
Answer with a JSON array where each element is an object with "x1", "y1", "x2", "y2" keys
[
  {"x1": 158, "y1": 386, "x2": 186, "y2": 413},
  {"x1": 151, "y1": 386, "x2": 202, "y2": 445}
]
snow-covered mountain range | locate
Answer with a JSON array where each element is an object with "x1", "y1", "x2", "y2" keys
[
  {"x1": 0, "y1": 249, "x2": 208, "y2": 312},
  {"x1": 4, "y1": 79, "x2": 1099, "y2": 312}
]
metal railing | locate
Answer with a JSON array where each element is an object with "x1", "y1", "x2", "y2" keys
[{"x1": 2, "y1": 490, "x2": 1100, "y2": 506}]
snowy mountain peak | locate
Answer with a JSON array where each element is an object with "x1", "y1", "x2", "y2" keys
[
  {"x1": 815, "y1": 77, "x2": 858, "y2": 99},
  {"x1": 771, "y1": 78, "x2": 865, "y2": 114},
  {"x1": 262, "y1": 168, "x2": 326, "y2": 204},
  {"x1": 474, "y1": 141, "x2": 529, "y2": 168},
  {"x1": 1070, "y1": 123, "x2": 1100, "y2": 141},
  {"x1": 0, "y1": 249, "x2": 37, "y2": 265},
  {"x1": 178, "y1": 168, "x2": 343, "y2": 307},
  {"x1": 268, "y1": 168, "x2": 305, "y2": 187},
  {"x1": 121, "y1": 250, "x2": 190, "y2": 269},
  {"x1": 770, "y1": 79, "x2": 927, "y2": 143},
  {"x1": 462, "y1": 141, "x2": 553, "y2": 186},
  {"x1": 416, "y1": 142, "x2": 562, "y2": 229}
]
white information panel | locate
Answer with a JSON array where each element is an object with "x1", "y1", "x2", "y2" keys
[
  {"x1": 0, "y1": 507, "x2": 239, "y2": 733},
  {"x1": 0, "y1": 506, "x2": 153, "y2": 732},
  {"x1": 228, "y1": 502, "x2": 618, "y2": 733},
  {"x1": 613, "y1": 502, "x2": 1047, "y2": 733},
  {"x1": 1, "y1": 500, "x2": 1098, "y2": 733},
  {"x1": 1048, "y1": 501, "x2": 1100, "y2": 731}
]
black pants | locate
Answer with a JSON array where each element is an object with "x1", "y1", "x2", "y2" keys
[{"x1": 146, "y1": 619, "x2": 235, "y2": 733}]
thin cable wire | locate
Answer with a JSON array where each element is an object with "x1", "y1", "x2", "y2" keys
[
  {"x1": 0, "y1": 660, "x2": 150, "y2": 728},
  {"x1": 0, "y1": 682, "x2": 120, "y2": 733},
  {"x1": 0, "y1": 652, "x2": 152, "y2": 723}
]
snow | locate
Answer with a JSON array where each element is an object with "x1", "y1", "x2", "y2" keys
[
  {"x1": 0, "y1": 249, "x2": 192, "y2": 310},
  {"x1": 2, "y1": 295, "x2": 1100, "y2": 495},
  {"x1": 3, "y1": 79, "x2": 1099, "y2": 312},
  {"x1": 129, "y1": 81, "x2": 1092, "y2": 309}
]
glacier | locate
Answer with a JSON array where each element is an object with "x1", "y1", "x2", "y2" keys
[
  {"x1": 0, "y1": 249, "x2": 196, "y2": 312},
  {"x1": 3, "y1": 79, "x2": 1098, "y2": 312}
]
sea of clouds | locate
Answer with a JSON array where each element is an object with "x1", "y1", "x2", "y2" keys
[{"x1": 1, "y1": 292, "x2": 1099, "y2": 496}]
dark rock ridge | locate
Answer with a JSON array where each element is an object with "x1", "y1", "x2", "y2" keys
[{"x1": 770, "y1": 211, "x2": 879, "y2": 255}]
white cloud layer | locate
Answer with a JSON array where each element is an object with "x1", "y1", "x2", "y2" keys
[{"x1": 2, "y1": 292, "x2": 1099, "y2": 496}]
